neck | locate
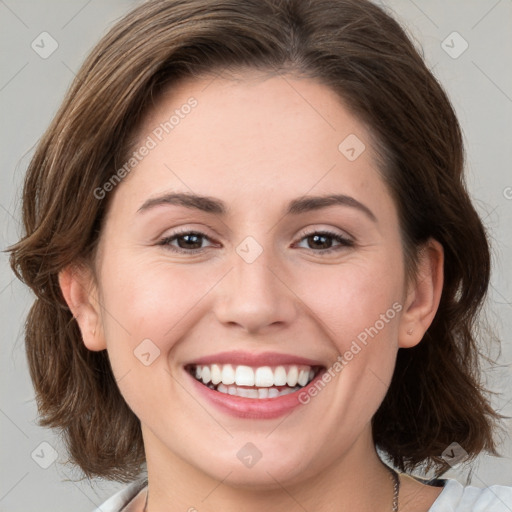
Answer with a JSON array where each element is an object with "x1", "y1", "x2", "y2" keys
[{"x1": 141, "y1": 424, "x2": 397, "y2": 512}]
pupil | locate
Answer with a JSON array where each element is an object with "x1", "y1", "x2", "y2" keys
[
  {"x1": 179, "y1": 234, "x2": 201, "y2": 249},
  {"x1": 310, "y1": 234, "x2": 331, "y2": 249}
]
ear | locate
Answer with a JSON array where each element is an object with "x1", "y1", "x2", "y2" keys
[
  {"x1": 58, "y1": 263, "x2": 106, "y2": 351},
  {"x1": 398, "y1": 238, "x2": 444, "y2": 348}
]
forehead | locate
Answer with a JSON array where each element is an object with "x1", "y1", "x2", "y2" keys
[{"x1": 109, "y1": 71, "x2": 393, "y2": 219}]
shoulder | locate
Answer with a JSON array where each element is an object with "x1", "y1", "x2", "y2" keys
[
  {"x1": 91, "y1": 479, "x2": 147, "y2": 512},
  {"x1": 429, "y1": 478, "x2": 512, "y2": 512},
  {"x1": 90, "y1": 477, "x2": 512, "y2": 512}
]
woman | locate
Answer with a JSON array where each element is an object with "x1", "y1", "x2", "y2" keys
[{"x1": 9, "y1": 0, "x2": 512, "y2": 510}]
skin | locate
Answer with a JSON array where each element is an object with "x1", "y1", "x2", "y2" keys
[{"x1": 60, "y1": 71, "x2": 444, "y2": 512}]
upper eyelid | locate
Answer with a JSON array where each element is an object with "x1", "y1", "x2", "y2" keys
[
  {"x1": 161, "y1": 228, "x2": 353, "y2": 248},
  {"x1": 163, "y1": 227, "x2": 351, "y2": 239},
  {"x1": 296, "y1": 226, "x2": 353, "y2": 240}
]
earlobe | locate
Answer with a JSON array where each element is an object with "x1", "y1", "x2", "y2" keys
[
  {"x1": 58, "y1": 263, "x2": 107, "y2": 351},
  {"x1": 398, "y1": 239, "x2": 444, "y2": 348}
]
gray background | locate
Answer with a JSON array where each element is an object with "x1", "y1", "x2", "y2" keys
[{"x1": 1, "y1": 1, "x2": 511, "y2": 511}]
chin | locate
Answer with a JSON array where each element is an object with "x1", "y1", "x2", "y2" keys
[{"x1": 190, "y1": 445, "x2": 319, "y2": 490}]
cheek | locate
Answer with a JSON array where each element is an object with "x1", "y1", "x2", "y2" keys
[
  {"x1": 96, "y1": 253, "x2": 221, "y2": 361},
  {"x1": 95, "y1": 255, "x2": 220, "y2": 419},
  {"x1": 299, "y1": 262, "x2": 402, "y2": 414},
  {"x1": 294, "y1": 254, "x2": 404, "y2": 416},
  {"x1": 297, "y1": 257, "x2": 404, "y2": 351}
]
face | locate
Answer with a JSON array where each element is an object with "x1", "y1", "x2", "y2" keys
[{"x1": 86, "y1": 71, "x2": 413, "y2": 487}]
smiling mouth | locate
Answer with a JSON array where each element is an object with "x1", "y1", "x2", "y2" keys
[{"x1": 186, "y1": 363, "x2": 323, "y2": 399}]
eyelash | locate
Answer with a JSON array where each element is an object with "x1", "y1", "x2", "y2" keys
[{"x1": 158, "y1": 228, "x2": 354, "y2": 255}]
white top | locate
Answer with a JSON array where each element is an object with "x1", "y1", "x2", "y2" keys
[{"x1": 93, "y1": 478, "x2": 512, "y2": 511}]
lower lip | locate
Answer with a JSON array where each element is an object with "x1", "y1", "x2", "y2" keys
[{"x1": 185, "y1": 369, "x2": 324, "y2": 419}]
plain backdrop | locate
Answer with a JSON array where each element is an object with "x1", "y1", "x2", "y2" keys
[{"x1": 1, "y1": 1, "x2": 511, "y2": 511}]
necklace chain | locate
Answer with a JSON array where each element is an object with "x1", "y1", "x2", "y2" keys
[
  {"x1": 388, "y1": 466, "x2": 400, "y2": 512},
  {"x1": 142, "y1": 466, "x2": 400, "y2": 512}
]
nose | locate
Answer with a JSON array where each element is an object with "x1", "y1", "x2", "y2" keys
[{"x1": 213, "y1": 241, "x2": 299, "y2": 335}]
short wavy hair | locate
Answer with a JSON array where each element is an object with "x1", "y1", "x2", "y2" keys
[{"x1": 9, "y1": 0, "x2": 506, "y2": 482}]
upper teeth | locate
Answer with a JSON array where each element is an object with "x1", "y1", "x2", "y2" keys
[{"x1": 192, "y1": 364, "x2": 315, "y2": 388}]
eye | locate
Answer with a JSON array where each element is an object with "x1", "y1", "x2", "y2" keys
[
  {"x1": 158, "y1": 230, "x2": 215, "y2": 253},
  {"x1": 295, "y1": 230, "x2": 354, "y2": 254},
  {"x1": 158, "y1": 228, "x2": 353, "y2": 255}
]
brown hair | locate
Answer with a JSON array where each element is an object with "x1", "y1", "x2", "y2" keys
[{"x1": 8, "y1": 0, "x2": 506, "y2": 482}]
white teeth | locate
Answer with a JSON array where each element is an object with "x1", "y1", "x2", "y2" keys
[
  {"x1": 213, "y1": 384, "x2": 302, "y2": 399},
  {"x1": 268, "y1": 388, "x2": 280, "y2": 398},
  {"x1": 254, "y1": 366, "x2": 274, "y2": 387},
  {"x1": 286, "y1": 366, "x2": 299, "y2": 387},
  {"x1": 201, "y1": 366, "x2": 211, "y2": 384},
  {"x1": 191, "y1": 363, "x2": 318, "y2": 389},
  {"x1": 245, "y1": 388, "x2": 259, "y2": 399},
  {"x1": 279, "y1": 387, "x2": 297, "y2": 396},
  {"x1": 237, "y1": 387, "x2": 259, "y2": 398},
  {"x1": 237, "y1": 387, "x2": 250, "y2": 398},
  {"x1": 211, "y1": 364, "x2": 222, "y2": 385},
  {"x1": 221, "y1": 364, "x2": 235, "y2": 385},
  {"x1": 258, "y1": 388, "x2": 269, "y2": 399},
  {"x1": 235, "y1": 365, "x2": 254, "y2": 386},
  {"x1": 274, "y1": 366, "x2": 288, "y2": 386},
  {"x1": 298, "y1": 369, "x2": 309, "y2": 387}
]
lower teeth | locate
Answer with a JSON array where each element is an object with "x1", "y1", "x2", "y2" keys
[{"x1": 207, "y1": 382, "x2": 301, "y2": 398}]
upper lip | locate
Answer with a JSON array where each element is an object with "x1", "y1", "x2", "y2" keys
[{"x1": 186, "y1": 350, "x2": 325, "y2": 367}]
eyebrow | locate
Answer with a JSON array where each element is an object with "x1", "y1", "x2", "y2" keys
[{"x1": 137, "y1": 192, "x2": 377, "y2": 222}]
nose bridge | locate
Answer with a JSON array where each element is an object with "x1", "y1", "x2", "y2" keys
[{"x1": 213, "y1": 235, "x2": 297, "y2": 333}]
